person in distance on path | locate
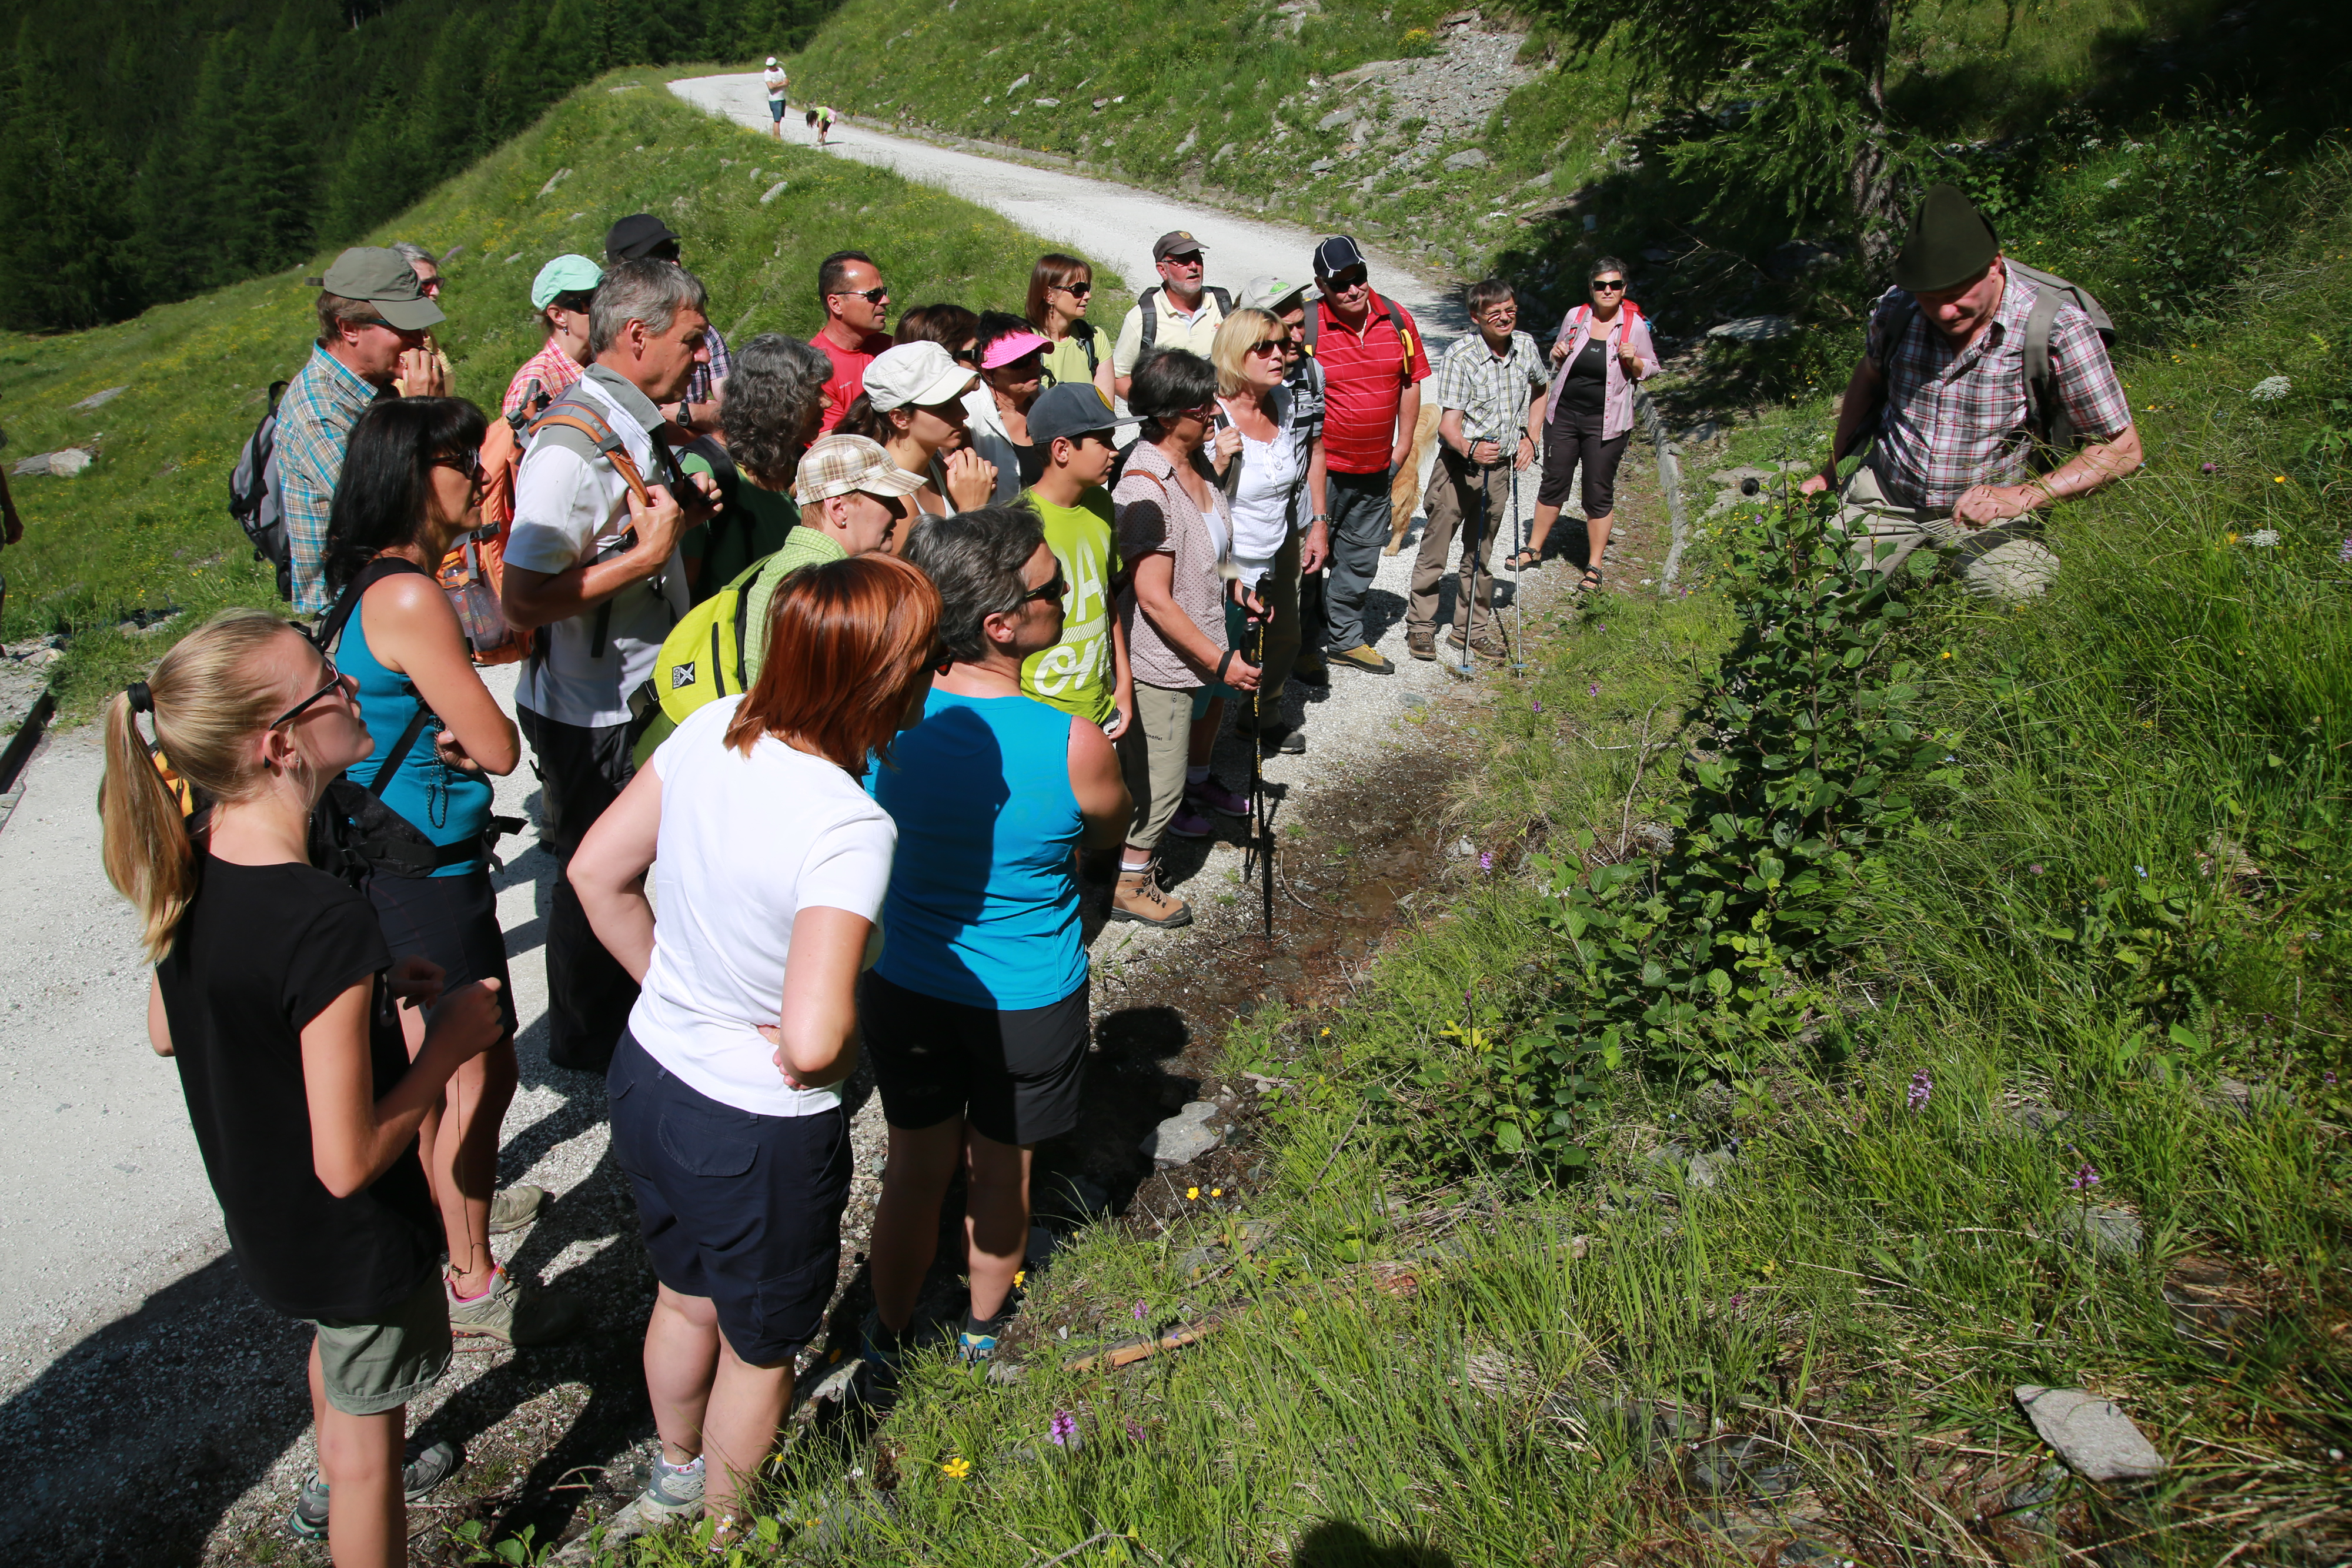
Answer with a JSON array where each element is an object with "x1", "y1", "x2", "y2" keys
[
  {"x1": 805, "y1": 103, "x2": 836, "y2": 145},
  {"x1": 570, "y1": 557, "x2": 940, "y2": 1545},
  {"x1": 503, "y1": 255, "x2": 602, "y2": 417},
  {"x1": 1799, "y1": 183, "x2": 2141, "y2": 599},
  {"x1": 607, "y1": 215, "x2": 730, "y2": 439},
  {"x1": 1519, "y1": 257, "x2": 1655, "y2": 594},
  {"x1": 763, "y1": 56, "x2": 789, "y2": 138},
  {"x1": 810, "y1": 249, "x2": 893, "y2": 431},
  {"x1": 1239, "y1": 275, "x2": 1332, "y2": 690},
  {"x1": 1111, "y1": 231, "x2": 1232, "y2": 402},
  {"x1": 862, "y1": 507, "x2": 1130, "y2": 1372},
  {"x1": 1304, "y1": 234, "x2": 1431, "y2": 676},
  {"x1": 101, "y1": 609, "x2": 507, "y2": 1566},
  {"x1": 1409, "y1": 276, "x2": 1548, "y2": 661}
]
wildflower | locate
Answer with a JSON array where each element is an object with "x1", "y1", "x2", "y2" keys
[
  {"x1": 1531, "y1": 698, "x2": 1544, "y2": 714},
  {"x1": 2274, "y1": 476, "x2": 2287, "y2": 484},
  {"x1": 1319, "y1": 1027, "x2": 1331, "y2": 1036},
  {"x1": 2200, "y1": 462, "x2": 2217, "y2": 473},
  {"x1": 1133, "y1": 1299, "x2": 1148, "y2": 1320},
  {"x1": 1050, "y1": 1410, "x2": 1081, "y2": 1448},
  {"x1": 1729, "y1": 1291, "x2": 1749, "y2": 1309},
  {"x1": 2249, "y1": 529, "x2": 2280, "y2": 547},
  {"x1": 1124, "y1": 1418, "x2": 1146, "y2": 1441},
  {"x1": 1587, "y1": 682, "x2": 1600, "y2": 696},
  {"x1": 941, "y1": 1456, "x2": 972, "y2": 1480},
  {"x1": 2029, "y1": 862, "x2": 2045, "y2": 875},
  {"x1": 1211, "y1": 1187, "x2": 1223, "y2": 1197},
  {"x1": 2226, "y1": 533, "x2": 2239, "y2": 543},
  {"x1": 1940, "y1": 649, "x2": 1953, "y2": 659},
  {"x1": 2325, "y1": 1072, "x2": 2338, "y2": 1086},
  {"x1": 1186, "y1": 1186, "x2": 1199, "y2": 1200},
  {"x1": 1014, "y1": 1269, "x2": 1027, "y2": 1288},
  {"x1": 2069, "y1": 1160, "x2": 2101, "y2": 1191},
  {"x1": 2250, "y1": 375, "x2": 2291, "y2": 400},
  {"x1": 2136, "y1": 865, "x2": 2148, "y2": 878},
  {"x1": 2339, "y1": 537, "x2": 2352, "y2": 563},
  {"x1": 1906, "y1": 1069, "x2": 1933, "y2": 1111},
  {"x1": 1479, "y1": 851, "x2": 1494, "y2": 871}
]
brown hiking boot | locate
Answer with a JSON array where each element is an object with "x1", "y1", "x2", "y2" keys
[
  {"x1": 1406, "y1": 626, "x2": 1437, "y2": 661},
  {"x1": 1111, "y1": 861, "x2": 1192, "y2": 928},
  {"x1": 1446, "y1": 624, "x2": 1511, "y2": 660}
]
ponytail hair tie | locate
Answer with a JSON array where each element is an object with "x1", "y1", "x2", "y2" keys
[{"x1": 126, "y1": 680, "x2": 154, "y2": 715}]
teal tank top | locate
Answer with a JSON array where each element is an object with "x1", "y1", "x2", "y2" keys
[
  {"x1": 873, "y1": 688, "x2": 1084, "y2": 1008},
  {"x1": 340, "y1": 593, "x2": 493, "y2": 876}
]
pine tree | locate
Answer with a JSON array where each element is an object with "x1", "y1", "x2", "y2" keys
[{"x1": 0, "y1": 38, "x2": 139, "y2": 329}]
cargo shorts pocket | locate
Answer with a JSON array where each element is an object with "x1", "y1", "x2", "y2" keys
[
  {"x1": 658, "y1": 1104, "x2": 758, "y2": 1179},
  {"x1": 753, "y1": 1251, "x2": 841, "y2": 1352}
]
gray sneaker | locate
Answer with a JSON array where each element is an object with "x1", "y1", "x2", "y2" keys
[
  {"x1": 287, "y1": 1440, "x2": 460, "y2": 1539},
  {"x1": 486, "y1": 1185, "x2": 548, "y2": 1235},
  {"x1": 446, "y1": 1268, "x2": 587, "y2": 1346}
]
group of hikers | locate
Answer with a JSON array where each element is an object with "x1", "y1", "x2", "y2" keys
[{"x1": 94, "y1": 178, "x2": 2137, "y2": 1566}]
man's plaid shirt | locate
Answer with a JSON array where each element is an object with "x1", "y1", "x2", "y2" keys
[
  {"x1": 1865, "y1": 273, "x2": 2132, "y2": 512},
  {"x1": 1432, "y1": 328, "x2": 1549, "y2": 448},
  {"x1": 276, "y1": 344, "x2": 383, "y2": 614},
  {"x1": 684, "y1": 324, "x2": 733, "y2": 409}
]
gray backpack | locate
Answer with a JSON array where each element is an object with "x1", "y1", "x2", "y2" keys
[
  {"x1": 1874, "y1": 263, "x2": 2116, "y2": 460},
  {"x1": 228, "y1": 379, "x2": 292, "y2": 600}
]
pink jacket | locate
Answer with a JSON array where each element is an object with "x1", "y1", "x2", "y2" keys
[{"x1": 1545, "y1": 303, "x2": 1659, "y2": 442}]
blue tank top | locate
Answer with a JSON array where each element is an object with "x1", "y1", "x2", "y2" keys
[
  {"x1": 872, "y1": 688, "x2": 1084, "y2": 1008},
  {"x1": 340, "y1": 590, "x2": 493, "y2": 876}
]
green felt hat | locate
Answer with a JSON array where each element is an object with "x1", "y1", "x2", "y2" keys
[{"x1": 1892, "y1": 184, "x2": 1999, "y2": 294}]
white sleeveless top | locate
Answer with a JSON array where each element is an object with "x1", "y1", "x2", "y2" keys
[{"x1": 1218, "y1": 389, "x2": 1302, "y2": 572}]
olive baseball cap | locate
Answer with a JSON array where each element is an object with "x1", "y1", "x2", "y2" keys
[
  {"x1": 530, "y1": 253, "x2": 603, "y2": 310},
  {"x1": 1152, "y1": 230, "x2": 1209, "y2": 262},
  {"x1": 320, "y1": 247, "x2": 446, "y2": 331},
  {"x1": 1892, "y1": 184, "x2": 1999, "y2": 295}
]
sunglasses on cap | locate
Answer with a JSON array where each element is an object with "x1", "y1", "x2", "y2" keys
[
  {"x1": 270, "y1": 656, "x2": 349, "y2": 730},
  {"x1": 1590, "y1": 278, "x2": 1626, "y2": 292}
]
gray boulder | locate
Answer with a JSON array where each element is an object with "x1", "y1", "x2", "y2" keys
[
  {"x1": 2015, "y1": 1386, "x2": 2166, "y2": 1482},
  {"x1": 71, "y1": 386, "x2": 128, "y2": 412},
  {"x1": 1707, "y1": 316, "x2": 1798, "y2": 343},
  {"x1": 1143, "y1": 1100, "x2": 1224, "y2": 1167},
  {"x1": 1444, "y1": 148, "x2": 1491, "y2": 170}
]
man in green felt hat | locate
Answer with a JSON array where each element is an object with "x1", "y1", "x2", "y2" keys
[{"x1": 1801, "y1": 183, "x2": 2141, "y2": 599}]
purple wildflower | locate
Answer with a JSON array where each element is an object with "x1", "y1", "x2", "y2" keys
[
  {"x1": 1124, "y1": 1418, "x2": 1146, "y2": 1442},
  {"x1": 2029, "y1": 863, "x2": 2045, "y2": 875},
  {"x1": 1728, "y1": 1292, "x2": 1748, "y2": 1310},
  {"x1": 1132, "y1": 1299, "x2": 1147, "y2": 1321},
  {"x1": 1479, "y1": 851, "x2": 1495, "y2": 871},
  {"x1": 1906, "y1": 1070, "x2": 1932, "y2": 1112},
  {"x1": 2069, "y1": 1161, "x2": 2101, "y2": 1191},
  {"x1": 1532, "y1": 698, "x2": 1544, "y2": 714},
  {"x1": 2326, "y1": 1072, "x2": 2338, "y2": 1086},
  {"x1": 2340, "y1": 536, "x2": 2352, "y2": 564},
  {"x1": 1587, "y1": 682, "x2": 1601, "y2": 697},
  {"x1": 1049, "y1": 1410, "x2": 1080, "y2": 1448},
  {"x1": 2200, "y1": 462, "x2": 2217, "y2": 474}
]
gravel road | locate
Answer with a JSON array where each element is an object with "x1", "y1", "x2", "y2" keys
[{"x1": 0, "y1": 85, "x2": 1574, "y2": 1561}]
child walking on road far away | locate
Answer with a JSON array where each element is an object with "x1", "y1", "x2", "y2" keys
[{"x1": 99, "y1": 609, "x2": 505, "y2": 1567}]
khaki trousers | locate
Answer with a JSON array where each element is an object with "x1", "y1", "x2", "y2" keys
[
  {"x1": 1408, "y1": 449, "x2": 1511, "y2": 636},
  {"x1": 1838, "y1": 463, "x2": 2059, "y2": 600},
  {"x1": 1117, "y1": 681, "x2": 1197, "y2": 852}
]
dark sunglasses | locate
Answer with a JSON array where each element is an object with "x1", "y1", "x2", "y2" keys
[
  {"x1": 1060, "y1": 281, "x2": 1093, "y2": 297},
  {"x1": 1590, "y1": 278, "x2": 1626, "y2": 291},
  {"x1": 1163, "y1": 252, "x2": 1205, "y2": 268},
  {"x1": 833, "y1": 285, "x2": 890, "y2": 304},
  {"x1": 1023, "y1": 567, "x2": 1068, "y2": 606},
  {"x1": 270, "y1": 657, "x2": 348, "y2": 730},
  {"x1": 1325, "y1": 269, "x2": 1370, "y2": 291},
  {"x1": 431, "y1": 450, "x2": 485, "y2": 490},
  {"x1": 1247, "y1": 338, "x2": 1286, "y2": 356}
]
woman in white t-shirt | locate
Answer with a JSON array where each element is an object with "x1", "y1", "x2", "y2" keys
[
  {"x1": 571, "y1": 553, "x2": 941, "y2": 1539},
  {"x1": 1211, "y1": 306, "x2": 1324, "y2": 757}
]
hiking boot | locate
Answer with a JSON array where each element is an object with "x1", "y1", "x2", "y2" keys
[
  {"x1": 486, "y1": 1185, "x2": 547, "y2": 1235},
  {"x1": 1406, "y1": 626, "x2": 1437, "y2": 661},
  {"x1": 1290, "y1": 656, "x2": 1329, "y2": 687},
  {"x1": 1328, "y1": 644, "x2": 1394, "y2": 675},
  {"x1": 1446, "y1": 625, "x2": 1511, "y2": 660},
  {"x1": 446, "y1": 1266, "x2": 587, "y2": 1346},
  {"x1": 1167, "y1": 804, "x2": 1215, "y2": 840},
  {"x1": 1185, "y1": 776, "x2": 1250, "y2": 818},
  {"x1": 288, "y1": 1442, "x2": 461, "y2": 1540},
  {"x1": 1111, "y1": 862, "x2": 1192, "y2": 928},
  {"x1": 606, "y1": 1456, "x2": 706, "y2": 1540}
]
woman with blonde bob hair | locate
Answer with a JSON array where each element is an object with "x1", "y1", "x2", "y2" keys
[
  {"x1": 570, "y1": 553, "x2": 940, "y2": 1541},
  {"x1": 99, "y1": 609, "x2": 505, "y2": 1565},
  {"x1": 1209, "y1": 306, "x2": 1324, "y2": 755}
]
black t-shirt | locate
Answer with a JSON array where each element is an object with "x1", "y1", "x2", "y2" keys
[
  {"x1": 157, "y1": 855, "x2": 440, "y2": 1321},
  {"x1": 1559, "y1": 335, "x2": 1609, "y2": 417}
]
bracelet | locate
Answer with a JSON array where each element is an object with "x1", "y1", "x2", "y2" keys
[{"x1": 1214, "y1": 649, "x2": 1236, "y2": 683}]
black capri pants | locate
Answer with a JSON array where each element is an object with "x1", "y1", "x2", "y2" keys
[{"x1": 1536, "y1": 407, "x2": 1632, "y2": 518}]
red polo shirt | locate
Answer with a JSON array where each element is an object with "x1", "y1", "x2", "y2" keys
[
  {"x1": 1309, "y1": 291, "x2": 1432, "y2": 475},
  {"x1": 811, "y1": 328, "x2": 893, "y2": 430}
]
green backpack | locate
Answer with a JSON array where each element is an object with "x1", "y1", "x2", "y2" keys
[{"x1": 632, "y1": 551, "x2": 781, "y2": 765}]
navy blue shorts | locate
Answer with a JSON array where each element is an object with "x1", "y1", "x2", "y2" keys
[{"x1": 607, "y1": 1030, "x2": 850, "y2": 1364}]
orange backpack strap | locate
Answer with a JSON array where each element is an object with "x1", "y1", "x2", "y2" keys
[{"x1": 527, "y1": 396, "x2": 654, "y2": 507}]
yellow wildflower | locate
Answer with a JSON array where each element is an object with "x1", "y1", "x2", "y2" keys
[
  {"x1": 941, "y1": 1456, "x2": 972, "y2": 1480},
  {"x1": 1186, "y1": 1186, "x2": 1200, "y2": 1200}
]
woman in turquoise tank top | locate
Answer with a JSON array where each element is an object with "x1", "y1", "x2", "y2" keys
[
  {"x1": 320, "y1": 399, "x2": 581, "y2": 1348},
  {"x1": 864, "y1": 507, "x2": 1131, "y2": 1367}
]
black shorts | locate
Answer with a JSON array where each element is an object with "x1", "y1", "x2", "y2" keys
[
  {"x1": 607, "y1": 1031, "x2": 851, "y2": 1365},
  {"x1": 859, "y1": 971, "x2": 1090, "y2": 1146},
  {"x1": 1536, "y1": 407, "x2": 1632, "y2": 519},
  {"x1": 364, "y1": 864, "x2": 518, "y2": 1039}
]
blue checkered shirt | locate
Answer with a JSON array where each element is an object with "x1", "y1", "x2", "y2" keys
[{"x1": 276, "y1": 345, "x2": 385, "y2": 613}]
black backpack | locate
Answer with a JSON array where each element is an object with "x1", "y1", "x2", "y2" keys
[
  {"x1": 228, "y1": 380, "x2": 292, "y2": 600},
  {"x1": 1137, "y1": 285, "x2": 1235, "y2": 357}
]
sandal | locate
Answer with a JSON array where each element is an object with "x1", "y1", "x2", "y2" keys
[
  {"x1": 1575, "y1": 566, "x2": 1604, "y2": 596},
  {"x1": 1508, "y1": 547, "x2": 1542, "y2": 571}
]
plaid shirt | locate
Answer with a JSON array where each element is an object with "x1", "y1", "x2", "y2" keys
[
  {"x1": 684, "y1": 324, "x2": 733, "y2": 409},
  {"x1": 1866, "y1": 275, "x2": 2132, "y2": 512},
  {"x1": 276, "y1": 344, "x2": 383, "y2": 614},
  {"x1": 1433, "y1": 329, "x2": 1549, "y2": 447},
  {"x1": 503, "y1": 337, "x2": 586, "y2": 417}
]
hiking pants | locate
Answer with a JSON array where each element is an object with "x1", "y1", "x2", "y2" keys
[
  {"x1": 1837, "y1": 463, "x2": 2058, "y2": 601},
  {"x1": 1117, "y1": 682, "x2": 1198, "y2": 852},
  {"x1": 1409, "y1": 449, "x2": 1509, "y2": 637},
  {"x1": 1320, "y1": 468, "x2": 1393, "y2": 653},
  {"x1": 517, "y1": 706, "x2": 640, "y2": 1074}
]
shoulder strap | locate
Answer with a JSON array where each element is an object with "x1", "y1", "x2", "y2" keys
[
  {"x1": 1208, "y1": 285, "x2": 1234, "y2": 315},
  {"x1": 1074, "y1": 319, "x2": 1100, "y2": 374},
  {"x1": 1385, "y1": 298, "x2": 1412, "y2": 373},
  {"x1": 1871, "y1": 296, "x2": 1917, "y2": 376},
  {"x1": 315, "y1": 554, "x2": 432, "y2": 654},
  {"x1": 530, "y1": 393, "x2": 653, "y2": 506},
  {"x1": 266, "y1": 379, "x2": 289, "y2": 419},
  {"x1": 1139, "y1": 287, "x2": 1160, "y2": 353},
  {"x1": 1300, "y1": 306, "x2": 1318, "y2": 356}
]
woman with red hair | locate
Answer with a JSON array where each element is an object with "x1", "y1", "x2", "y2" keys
[{"x1": 570, "y1": 554, "x2": 940, "y2": 1543}]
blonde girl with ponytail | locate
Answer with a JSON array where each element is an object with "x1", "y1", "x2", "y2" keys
[{"x1": 99, "y1": 608, "x2": 504, "y2": 1568}]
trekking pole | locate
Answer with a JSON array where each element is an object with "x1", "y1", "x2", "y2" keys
[
  {"x1": 1453, "y1": 454, "x2": 1485, "y2": 681},
  {"x1": 1509, "y1": 460, "x2": 1526, "y2": 677},
  {"x1": 1251, "y1": 605, "x2": 1272, "y2": 942}
]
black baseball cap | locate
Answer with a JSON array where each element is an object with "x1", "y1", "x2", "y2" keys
[
  {"x1": 1312, "y1": 235, "x2": 1367, "y2": 279},
  {"x1": 606, "y1": 213, "x2": 683, "y2": 262}
]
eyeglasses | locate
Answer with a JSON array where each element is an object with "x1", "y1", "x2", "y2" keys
[
  {"x1": 431, "y1": 450, "x2": 485, "y2": 490},
  {"x1": 1247, "y1": 339, "x2": 1286, "y2": 357},
  {"x1": 1590, "y1": 278, "x2": 1626, "y2": 292},
  {"x1": 416, "y1": 276, "x2": 443, "y2": 297},
  {"x1": 270, "y1": 657, "x2": 348, "y2": 730},
  {"x1": 1022, "y1": 567, "x2": 1068, "y2": 606},
  {"x1": 1059, "y1": 281, "x2": 1093, "y2": 298},
  {"x1": 833, "y1": 286, "x2": 890, "y2": 304},
  {"x1": 1162, "y1": 253, "x2": 1205, "y2": 269}
]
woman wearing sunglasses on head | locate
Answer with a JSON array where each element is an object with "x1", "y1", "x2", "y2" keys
[
  {"x1": 1519, "y1": 259, "x2": 1658, "y2": 594},
  {"x1": 319, "y1": 397, "x2": 581, "y2": 1349},
  {"x1": 1025, "y1": 253, "x2": 1116, "y2": 403}
]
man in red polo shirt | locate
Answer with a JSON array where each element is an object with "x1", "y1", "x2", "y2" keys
[
  {"x1": 1305, "y1": 235, "x2": 1430, "y2": 675},
  {"x1": 810, "y1": 249, "x2": 892, "y2": 430}
]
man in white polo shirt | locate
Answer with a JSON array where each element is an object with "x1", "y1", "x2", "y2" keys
[
  {"x1": 501, "y1": 257, "x2": 714, "y2": 1072},
  {"x1": 1110, "y1": 230, "x2": 1234, "y2": 400}
]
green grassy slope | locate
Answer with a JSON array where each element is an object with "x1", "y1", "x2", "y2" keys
[{"x1": 0, "y1": 71, "x2": 1128, "y2": 720}]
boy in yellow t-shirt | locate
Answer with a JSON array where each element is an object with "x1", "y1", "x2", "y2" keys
[{"x1": 1018, "y1": 383, "x2": 1132, "y2": 738}]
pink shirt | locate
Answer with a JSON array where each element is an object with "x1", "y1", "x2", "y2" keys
[
  {"x1": 503, "y1": 338, "x2": 585, "y2": 417},
  {"x1": 1545, "y1": 305, "x2": 1659, "y2": 442}
]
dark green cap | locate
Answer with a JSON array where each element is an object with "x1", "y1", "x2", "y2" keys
[
  {"x1": 1892, "y1": 184, "x2": 1999, "y2": 295},
  {"x1": 319, "y1": 246, "x2": 446, "y2": 331}
]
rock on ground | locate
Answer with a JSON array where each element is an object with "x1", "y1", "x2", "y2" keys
[{"x1": 2015, "y1": 1385, "x2": 2167, "y2": 1483}]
